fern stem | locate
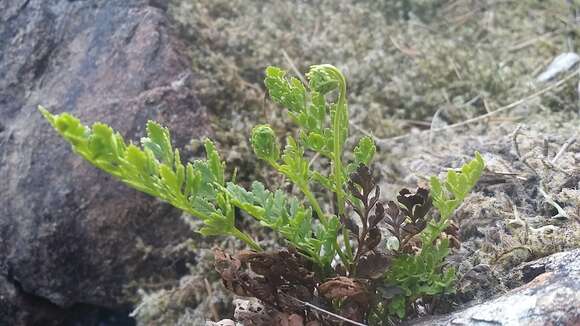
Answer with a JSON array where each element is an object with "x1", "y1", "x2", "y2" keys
[
  {"x1": 326, "y1": 66, "x2": 353, "y2": 264},
  {"x1": 300, "y1": 185, "x2": 327, "y2": 224},
  {"x1": 182, "y1": 204, "x2": 262, "y2": 252},
  {"x1": 231, "y1": 228, "x2": 263, "y2": 251},
  {"x1": 330, "y1": 66, "x2": 347, "y2": 218}
]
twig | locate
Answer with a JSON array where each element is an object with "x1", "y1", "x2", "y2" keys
[
  {"x1": 282, "y1": 49, "x2": 307, "y2": 85},
  {"x1": 511, "y1": 124, "x2": 523, "y2": 158},
  {"x1": 482, "y1": 97, "x2": 492, "y2": 113},
  {"x1": 566, "y1": 0, "x2": 578, "y2": 52},
  {"x1": 205, "y1": 278, "x2": 220, "y2": 321},
  {"x1": 510, "y1": 126, "x2": 539, "y2": 175},
  {"x1": 376, "y1": 68, "x2": 580, "y2": 148},
  {"x1": 429, "y1": 105, "x2": 446, "y2": 144},
  {"x1": 541, "y1": 158, "x2": 573, "y2": 176},
  {"x1": 462, "y1": 94, "x2": 482, "y2": 107},
  {"x1": 543, "y1": 138, "x2": 550, "y2": 158},
  {"x1": 399, "y1": 119, "x2": 433, "y2": 127},
  {"x1": 539, "y1": 182, "x2": 569, "y2": 220},
  {"x1": 487, "y1": 117, "x2": 524, "y2": 123},
  {"x1": 517, "y1": 204, "x2": 529, "y2": 245},
  {"x1": 551, "y1": 134, "x2": 577, "y2": 164},
  {"x1": 129, "y1": 301, "x2": 145, "y2": 318},
  {"x1": 508, "y1": 31, "x2": 558, "y2": 52},
  {"x1": 280, "y1": 293, "x2": 368, "y2": 326},
  {"x1": 508, "y1": 202, "x2": 529, "y2": 245},
  {"x1": 307, "y1": 152, "x2": 321, "y2": 169},
  {"x1": 350, "y1": 121, "x2": 374, "y2": 138}
]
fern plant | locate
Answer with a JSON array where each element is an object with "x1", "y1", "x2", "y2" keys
[
  {"x1": 382, "y1": 153, "x2": 485, "y2": 319},
  {"x1": 40, "y1": 64, "x2": 484, "y2": 323}
]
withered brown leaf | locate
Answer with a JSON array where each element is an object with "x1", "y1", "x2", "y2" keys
[
  {"x1": 444, "y1": 221, "x2": 461, "y2": 249},
  {"x1": 214, "y1": 248, "x2": 269, "y2": 299},
  {"x1": 214, "y1": 248, "x2": 321, "y2": 320},
  {"x1": 318, "y1": 276, "x2": 370, "y2": 323},
  {"x1": 364, "y1": 227, "x2": 382, "y2": 252},
  {"x1": 214, "y1": 248, "x2": 241, "y2": 282},
  {"x1": 319, "y1": 277, "x2": 369, "y2": 307},
  {"x1": 397, "y1": 187, "x2": 432, "y2": 224},
  {"x1": 237, "y1": 248, "x2": 316, "y2": 287},
  {"x1": 384, "y1": 201, "x2": 405, "y2": 240},
  {"x1": 347, "y1": 165, "x2": 387, "y2": 275},
  {"x1": 384, "y1": 187, "x2": 433, "y2": 249},
  {"x1": 369, "y1": 202, "x2": 385, "y2": 228}
]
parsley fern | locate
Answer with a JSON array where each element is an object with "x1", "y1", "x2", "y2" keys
[
  {"x1": 39, "y1": 106, "x2": 262, "y2": 251},
  {"x1": 40, "y1": 64, "x2": 485, "y2": 322}
]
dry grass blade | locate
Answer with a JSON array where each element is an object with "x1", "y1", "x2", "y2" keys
[
  {"x1": 282, "y1": 49, "x2": 307, "y2": 85},
  {"x1": 551, "y1": 134, "x2": 577, "y2": 164},
  {"x1": 279, "y1": 293, "x2": 368, "y2": 326},
  {"x1": 376, "y1": 68, "x2": 580, "y2": 147}
]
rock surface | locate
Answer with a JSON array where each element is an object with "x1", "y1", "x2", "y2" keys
[
  {"x1": 0, "y1": 0, "x2": 207, "y2": 313},
  {"x1": 0, "y1": 274, "x2": 67, "y2": 326},
  {"x1": 411, "y1": 249, "x2": 580, "y2": 326}
]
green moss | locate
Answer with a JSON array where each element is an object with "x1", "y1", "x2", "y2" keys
[{"x1": 169, "y1": 0, "x2": 570, "y2": 139}]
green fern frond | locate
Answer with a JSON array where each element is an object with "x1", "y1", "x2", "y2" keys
[
  {"x1": 223, "y1": 181, "x2": 339, "y2": 266},
  {"x1": 39, "y1": 106, "x2": 261, "y2": 251},
  {"x1": 430, "y1": 152, "x2": 485, "y2": 221}
]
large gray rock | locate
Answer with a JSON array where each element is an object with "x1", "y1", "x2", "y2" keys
[
  {"x1": 0, "y1": 274, "x2": 67, "y2": 326},
  {"x1": 411, "y1": 249, "x2": 580, "y2": 326},
  {"x1": 0, "y1": 0, "x2": 208, "y2": 312}
]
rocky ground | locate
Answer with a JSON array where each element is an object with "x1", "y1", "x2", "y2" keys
[{"x1": 1, "y1": 0, "x2": 579, "y2": 325}]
